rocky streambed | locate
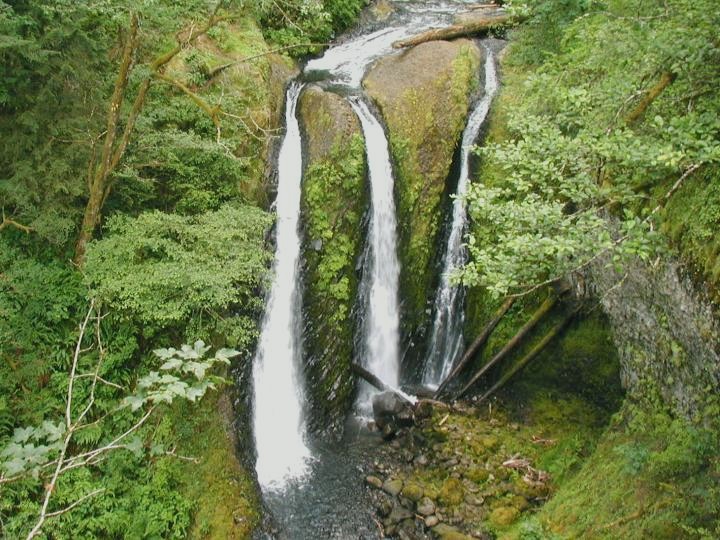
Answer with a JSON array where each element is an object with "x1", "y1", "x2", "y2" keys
[{"x1": 361, "y1": 393, "x2": 610, "y2": 539}]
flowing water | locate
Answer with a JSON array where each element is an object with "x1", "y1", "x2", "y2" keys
[
  {"x1": 350, "y1": 97, "x2": 402, "y2": 415},
  {"x1": 252, "y1": 82, "x2": 312, "y2": 490},
  {"x1": 422, "y1": 45, "x2": 499, "y2": 389},
  {"x1": 252, "y1": 2, "x2": 500, "y2": 535}
]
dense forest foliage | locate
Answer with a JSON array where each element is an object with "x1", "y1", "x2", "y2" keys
[
  {"x1": 0, "y1": 0, "x2": 365, "y2": 537},
  {"x1": 462, "y1": 0, "x2": 720, "y2": 299}
]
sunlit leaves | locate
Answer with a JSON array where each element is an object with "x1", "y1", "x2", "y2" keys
[
  {"x1": 122, "y1": 341, "x2": 238, "y2": 411},
  {"x1": 0, "y1": 422, "x2": 65, "y2": 477}
]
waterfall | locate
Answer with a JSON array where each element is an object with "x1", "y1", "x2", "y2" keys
[
  {"x1": 252, "y1": 82, "x2": 312, "y2": 489},
  {"x1": 350, "y1": 98, "x2": 402, "y2": 414},
  {"x1": 422, "y1": 46, "x2": 498, "y2": 388}
]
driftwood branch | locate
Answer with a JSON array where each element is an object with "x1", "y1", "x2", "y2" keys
[
  {"x1": 472, "y1": 308, "x2": 580, "y2": 403},
  {"x1": 392, "y1": 14, "x2": 513, "y2": 49},
  {"x1": 456, "y1": 293, "x2": 559, "y2": 398},
  {"x1": 434, "y1": 296, "x2": 515, "y2": 398}
]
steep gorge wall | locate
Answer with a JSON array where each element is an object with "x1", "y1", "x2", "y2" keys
[
  {"x1": 591, "y1": 255, "x2": 720, "y2": 421},
  {"x1": 364, "y1": 39, "x2": 482, "y2": 366},
  {"x1": 298, "y1": 86, "x2": 368, "y2": 431}
]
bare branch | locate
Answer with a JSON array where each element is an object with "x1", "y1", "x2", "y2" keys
[
  {"x1": 0, "y1": 209, "x2": 33, "y2": 234},
  {"x1": 44, "y1": 489, "x2": 105, "y2": 519}
]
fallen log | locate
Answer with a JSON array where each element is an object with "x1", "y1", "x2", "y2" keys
[
  {"x1": 434, "y1": 296, "x2": 515, "y2": 399},
  {"x1": 470, "y1": 308, "x2": 580, "y2": 402},
  {"x1": 392, "y1": 14, "x2": 513, "y2": 49},
  {"x1": 455, "y1": 293, "x2": 559, "y2": 398},
  {"x1": 351, "y1": 363, "x2": 415, "y2": 404}
]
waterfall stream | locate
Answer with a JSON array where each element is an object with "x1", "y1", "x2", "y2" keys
[
  {"x1": 252, "y1": 82, "x2": 312, "y2": 490},
  {"x1": 251, "y1": 2, "x2": 498, "y2": 535},
  {"x1": 422, "y1": 45, "x2": 499, "y2": 388},
  {"x1": 350, "y1": 98, "x2": 402, "y2": 415}
]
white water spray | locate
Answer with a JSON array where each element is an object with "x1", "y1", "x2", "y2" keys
[
  {"x1": 422, "y1": 46, "x2": 499, "y2": 388},
  {"x1": 252, "y1": 82, "x2": 312, "y2": 489},
  {"x1": 350, "y1": 98, "x2": 402, "y2": 414}
]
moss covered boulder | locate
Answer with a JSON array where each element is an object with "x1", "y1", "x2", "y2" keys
[
  {"x1": 363, "y1": 40, "x2": 481, "y2": 361},
  {"x1": 297, "y1": 85, "x2": 368, "y2": 432}
]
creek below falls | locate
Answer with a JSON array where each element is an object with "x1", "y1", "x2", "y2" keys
[{"x1": 251, "y1": 1, "x2": 507, "y2": 537}]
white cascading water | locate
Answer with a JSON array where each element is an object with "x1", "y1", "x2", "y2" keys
[
  {"x1": 252, "y1": 82, "x2": 312, "y2": 489},
  {"x1": 422, "y1": 45, "x2": 498, "y2": 388},
  {"x1": 350, "y1": 98, "x2": 402, "y2": 414}
]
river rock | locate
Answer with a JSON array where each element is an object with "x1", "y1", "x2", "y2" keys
[
  {"x1": 401, "y1": 481, "x2": 424, "y2": 502},
  {"x1": 297, "y1": 85, "x2": 368, "y2": 433},
  {"x1": 431, "y1": 523, "x2": 474, "y2": 540},
  {"x1": 424, "y1": 515, "x2": 439, "y2": 527},
  {"x1": 373, "y1": 391, "x2": 415, "y2": 432},
  {"x1": 417, "y1": 496, "x2": 436, "y2": 516},
  {"x1": 363, "y1": 40, "x2": 482, "y2": 351},
  {"x1": 386, "y1": 504, "x2": 414, "y2": 524},
  {"x1": 382, "y1": 477, "x2": 404, "y2": 496}
]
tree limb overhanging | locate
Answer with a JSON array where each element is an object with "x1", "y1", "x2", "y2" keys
[
  {"x1": 0, "y1": 210, "x2": 33, "y2": 234},
  {"x1": 392, "y1": 13, "x2": 513, "y2": 49}
]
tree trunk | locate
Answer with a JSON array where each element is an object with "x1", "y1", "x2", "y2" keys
[
  {"x1": 470, "y1": 308, "x2": 579, "y2": 402},
  {"x1": 434, "y1": 296, "x2": 515, "y2": 398},
  {"x1": 73, "y1": 7, "x2": 224, "y2": 265},
  {"x1": 455, "y1": 293, "x2": 558, "y2": 398},
  {"x1": 392, "y1": 14, "x2": 514, "y2": 49}
]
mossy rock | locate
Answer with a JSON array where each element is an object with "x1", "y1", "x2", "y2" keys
[
  {"x1": 465, "y1": 466, "x2": 490, "y2": 484},
  {"x1": 363, "y1": 40, "x2": 482, "y2": 359},
  {"x1": 432, "y1": 523, "x2": 474, "y2": 540},
  {"x1": 489, "y1": 506, "x2": 520, "y2": 527},
  {"x1": 298, "y1": 85, "x2": 368, "y2": 432},
  {"x1": 401, "y1": 481, "x2": 425, "y2": 502},
  {"x1": 438, "y1": 477, "x2": 465, "y2": 507}
]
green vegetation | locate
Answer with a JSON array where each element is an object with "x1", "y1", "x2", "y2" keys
[
  {"x1": 457, "y1": 0, "x2": 720, "y2": 537},
  {"x1": 461, "y1": 0, "x2": 720, "y2": 299},
  {"x1": 0, "y1": 0, "x2": 363, "y2": 536},
  {"x1": 301, "y1": 133, "x2": 367, "y2": 427}
]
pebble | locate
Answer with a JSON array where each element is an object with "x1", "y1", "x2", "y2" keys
[
  {"x1": 365, "y1": 475, "x2": 383, "y2": 489},
  {"x1": 424, "y1": 515, "x2": 439, "y2": 527},
  {"x1": 382, "y1": 477, "x2": 404, "y2": 496}
]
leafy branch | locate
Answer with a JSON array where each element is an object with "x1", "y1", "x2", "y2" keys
[{"x1": 0, "y1": 302, "x2": 239, "y2": 539}]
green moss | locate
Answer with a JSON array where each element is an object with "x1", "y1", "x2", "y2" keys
[
  {"x1": 301, "y1": 133, "x2": 367, "y2": 427},
  {"x1": 515, "y1": 405, "x2": 720, "y2": 539},
  {"x1": 170, "y1": 389, "x2": 261, "y2": 539},
  {"x1": 660, "y1": 165, "x2": 720, "y2": 303}
]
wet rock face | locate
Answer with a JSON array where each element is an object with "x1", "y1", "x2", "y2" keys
[
  {"x1": 590, "y1": 254, "x2": 720, "y2": 420},
  {"x1": 363, "y1": 40, "x2": 482, "y2": 362},
  {"x1": 298, "y1": 85, "x2": 368, "y2": 433}
]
